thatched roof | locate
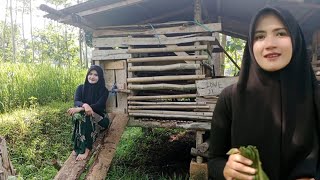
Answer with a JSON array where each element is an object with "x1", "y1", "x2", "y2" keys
[{"x1": 41, "y1": 0, "x2": 320, "y2": 43}]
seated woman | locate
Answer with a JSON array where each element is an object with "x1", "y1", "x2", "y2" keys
[{"x1": 67, "y1": 65, "x2": 110, "y2": 161}]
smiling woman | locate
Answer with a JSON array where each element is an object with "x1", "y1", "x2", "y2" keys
[
  {"x1": 253, "y1": 12, "x2": 293, "y2": 72},
  {"x1": 67, "y1": 65, "x2": 110, "y2": 161},
  {"x1": 208, "y1": 5, "x2": 320, "y2": 180}
]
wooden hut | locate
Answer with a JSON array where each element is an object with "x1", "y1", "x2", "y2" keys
[{"x1": 40, "y1": 0, "x2": 320, "y2": 179}]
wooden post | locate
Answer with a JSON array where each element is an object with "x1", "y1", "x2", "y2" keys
[
  {"x1": 312, "y1": 30, "x2": 319, "y2": 62},
  {"x1": 0, "y1": 137, "x2": 16, "y2": 179},
  {"x1": 194, "y1": 0, "x2": 203, "y2": 75},
  {"x1": 196, "y1": 131, "x2": 205, "y2": 163}
]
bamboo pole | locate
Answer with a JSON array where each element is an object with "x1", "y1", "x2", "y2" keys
[
  {"x1": 129, "y1": 112, "x2": 212, "y2": 120},
  {"x1": 127, "y1": 74, "x2": 205, "y2": 83},
  {"x1": 128, "y1": 63, "x2": 200, "y2": 72},
  {"x1": 128, "y1": 101, "x2": 206, "y2": 105},
  {"x1": 128, "y1": 109, "x2": 213, "y2": 116},
  {"x1": 313, "y1": 66, "x2": 320, "y2": 72},
  {"x1": 128, "y1": 94, "x2": 197, "y2": 100},
  {"x1": 311, "y1": 61, "x2": 320, "y2": 65},
  {"x1": 128, "y1": 83, "x2": 196, "y2": 91},
  {"x1": 127, "y1": 55, "x2": 208, "y2": 63},
  {"x1": 128, "y1": 45, "x2": 207, "y2": 53},
  {"x1": 128, "y1": 105, "x2": 210, "y2": 110}
]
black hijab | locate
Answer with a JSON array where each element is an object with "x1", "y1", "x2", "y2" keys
[
  {"x1": 82, "y1": 65, "x2": 106, "y2": 105},
  {"x1": 233, "y1": 6, "x2": 319, "y2": 179}
]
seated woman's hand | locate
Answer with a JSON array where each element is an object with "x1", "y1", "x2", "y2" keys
[
  {"x1": 67, "y1": 107, "x2": 83, "y2": 116},
  {"x1": 82, "y1": 103, "x2": 94, "y2": 116},
  {"x1": 223, "y1": 148, "x2": 256, "y2": 180}
]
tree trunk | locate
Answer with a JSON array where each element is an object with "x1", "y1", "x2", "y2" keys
[
  {"x1": 10, "y1": 0, "x2": 16, "y2": 63},
  {"x1": 220, "y1": 34, "x2": 226, "y2": 75},
  {"x1": 21, "y1": 0, "x2": 27, "y2": 62},
  {"x1": 0, "y1": 136, "x2": 16, "y2": 179},
  {"x1": 2, "y1": 0, "x2": 9, "y2": 62},
  {"x1": 79, "y1": 28, "x2": 83, "y2": 67},
  {"x1": 30, "y1": 0, "x2": 34, "y2": 62}
]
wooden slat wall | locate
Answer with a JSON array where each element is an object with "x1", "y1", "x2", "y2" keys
[
  {"x1": 312, "y1": 30, "x2": 320, "y2": 80},
  {"x1": 93, "y1": 22, "x2": 223, "y2": 126}
]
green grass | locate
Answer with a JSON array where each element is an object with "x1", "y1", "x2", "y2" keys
[
  {"x1": 0, "y1": 62, "x2": 86, "y2": 113},
  {"x1": 0, "y1": 103, "x2": 191, "y2": 179}
]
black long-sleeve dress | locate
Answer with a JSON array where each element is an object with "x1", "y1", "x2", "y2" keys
[
  {"x1": 208, "y1": 6, "x2": 320, "y2": 180},
  {"x1": 72, "y1": 65, "x2": 110, "y2": 155}
]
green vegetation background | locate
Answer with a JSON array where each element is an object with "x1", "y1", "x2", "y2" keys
[{"x1": 0, "y1": 63, "x2": 189, "y2": 179}]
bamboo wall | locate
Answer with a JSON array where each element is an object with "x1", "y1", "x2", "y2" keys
[
  {"x1": 91, "y1": 22, "x2": 222, "y2": 129},
  {"x1": 312, "y1": 30, "x2": 320, "y2": 80}
]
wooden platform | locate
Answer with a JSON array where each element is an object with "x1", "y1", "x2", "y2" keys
[{"x1": 54, "y1": 113, "x2": 128, "y2": 180}]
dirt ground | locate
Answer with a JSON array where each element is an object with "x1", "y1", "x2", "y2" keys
[{"x1": 122, "y1": 129, "x2": 200, "y2": 178}]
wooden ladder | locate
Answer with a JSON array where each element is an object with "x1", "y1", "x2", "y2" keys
[{"x1": 54, "y1": 113, "x2": 128, "y2": 180}]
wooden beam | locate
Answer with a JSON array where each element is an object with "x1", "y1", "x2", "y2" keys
[
  {"x1": 128, "y1": 101, "x2": 207, "y2": 105},
  {"x1": 93, "y1": 36, "x2": 216, "y2": 47},
  {"x1": 127, "y1": 74, "x2": 205, "y2": 83},
  {"x1": 128, "y1": 105, "x2": 210, "y2": 110},
  {"x1": 85, "y1": 114, "x2": 129, "y2": 180},
  {"x1": 128, "y1": 119, "x2": 211, "y2": 130},
  {"x1": 127, "y1": 55, "x2": 208, "y2": 63},
  {"x1": 92, "y1": 49, "x2": 131, "y2": 60},
  {"x1": 54, "y1": 114, "x2": 116, "y2": 180},
  {"x1": 128, "y1": 63, "x2": 200, "y2": 72},
  {"x1": 128, "y1": 83, "x2": 196, "y2": 91},
  {"x1": 128, "y1": 109, "x2": 213, "y2": 116},
  {"x1": 129, "y1": 112, "x2": 211, "y2": 120},
  {"x1": 128, "y1": 94, "x2": 197, "y2": 100},
  {"x1": 93, "y1": 23, "x2": 222, "y2": 37},
  {"x1": 128, "y1": 45, "x2": 208, "y2": 53}
]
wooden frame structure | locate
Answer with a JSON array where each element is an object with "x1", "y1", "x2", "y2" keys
[{"x1": 40, "y1": 0, "x2": 320, "y2": 178}]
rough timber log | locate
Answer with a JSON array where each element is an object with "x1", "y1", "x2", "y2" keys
[
  {"x1": 127, "y1": 55, "x2": 208, "y2": 63},
  {"x1": 128, "y1": 109, "x2": 212, "y2": 116},
  {"x1": 54, "y1": 114, "x2": 128, "y2": 180},
  {"x1": 127, "y1": 75, "x2": 205, "y2": 83},
  {"x1": 0, "y1": 137, "x2": 16, "y2": 179},
  {"x1": 128, "y1": 63, "x2": 200, "y2": 72},
  {"x1": 85, "y1": 114, "x2": 128, "y2": 179},
  {"x1": 128, "y1": 83, "x2": 197, "y2": 91},
  {"x1": 127, "y1": 94, "x2": 197, "y2": 100},
  {"x1": 128, "y1": 45, "x2": 207, "y2": 53}
]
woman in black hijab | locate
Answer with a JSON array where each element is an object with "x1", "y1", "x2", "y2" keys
[
  {"x1": 67, "y1": 65, "x2": 109, "y2": 161},
  {"x1": 208, "y1": 6, "x2": 319, "y2": 180}
]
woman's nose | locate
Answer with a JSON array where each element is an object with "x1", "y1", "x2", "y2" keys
[{"x1": 264, "y1": 36, "x2": 277, "y2": 49}]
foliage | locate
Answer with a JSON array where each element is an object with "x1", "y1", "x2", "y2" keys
[
  {"x1": 0, "y1": 62, "x2": 86, "y2": 113},
  {"x1": 109, "y1": 127, "x2": 193, "y2": 179},
  {"x1": 0, "y1": 19, "x2": 82, "y2": 65},
  {"x1": 32, "y1": 23, "x2": 80, "y2": 66},
  {"x1": 227, "y1": 145, "x2": 269, "y2": 180},
  {"x1": 1, "y1": 104, "x2": 191, "y2": 179},
  {"x1": 223, "y1": 36, "x2": 245, "y2": 76},
  {"x1": 0, "y1": 101, "x2": 73, "y2": 179}
]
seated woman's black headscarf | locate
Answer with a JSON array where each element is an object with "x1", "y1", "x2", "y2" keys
[
  {"x1": 74, "y1": 65, "x2": 109, "y2": 116},
  {"x1": 209, "y1": 6, "x2": 320, "y2": 180}
]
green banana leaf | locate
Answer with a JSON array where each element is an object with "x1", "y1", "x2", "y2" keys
[{"x1": 227, "y1": 145, "x2": 269, "y2": 180}]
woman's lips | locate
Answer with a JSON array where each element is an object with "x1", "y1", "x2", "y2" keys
[{"x1": 264, "y1": 53, "x2": 281, "y2": 60}]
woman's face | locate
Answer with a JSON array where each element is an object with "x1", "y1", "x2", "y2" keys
[
  {"x1": 87, "y1": 70, "x2": 99, "y2": 84},
  {"x1": 253, "y1": 13, "x2": 293, "y2": 72}
]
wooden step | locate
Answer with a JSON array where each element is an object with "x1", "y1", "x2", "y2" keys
[{"x1": 54, "y1": 113, "x2": 128, "y2": 180}]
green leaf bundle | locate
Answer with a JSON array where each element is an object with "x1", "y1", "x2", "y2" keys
[{"x1": 227, "y1": 145, "x2": 269, "y2": 180}]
